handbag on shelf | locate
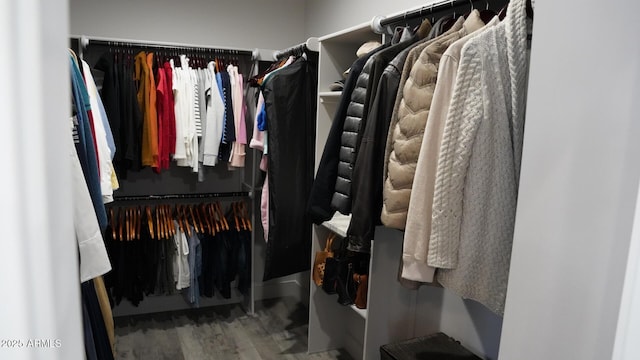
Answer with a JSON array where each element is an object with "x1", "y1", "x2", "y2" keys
[
  {"x1": 313, "y1": 233, "x2": 336, "y2": 286},
  {"x1": 335, "y1": 251, "x2": 369, "y2": 306},
  {"x1": 353, "y1": 273, "x2": 368, "y2": 309}
]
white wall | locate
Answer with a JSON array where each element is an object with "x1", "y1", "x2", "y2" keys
[
  {"x1": 70, "y1": 0, "x2": 306, "y2": 51},
  {"x1": 1, "y1": 0, "x2": 83, "y2": 359},
  {"x1": 500, "y1": 0, "x2": 640, "y2": 359},
  {"x1": 305, "y1": 0, "x2": 429, "y2": 38}
]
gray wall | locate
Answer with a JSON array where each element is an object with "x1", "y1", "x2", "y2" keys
[
  {"x1": 305, "y1": 0, "x2": 429, "y2": 38},
  {"x1": 70, "y1": 0, "x2": 306, "y2": 51},
  {"x1": 499, "y1": 0, "x2": 640, "y2": 358}
]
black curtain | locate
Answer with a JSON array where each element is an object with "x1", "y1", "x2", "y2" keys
[{"x1": 262, "y1": 54, "x2": 318, "y2": 281}]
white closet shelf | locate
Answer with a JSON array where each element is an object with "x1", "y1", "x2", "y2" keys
[
  {"x1": 319, "y1": 91, "x2": 342, "y2": 104},
  {"x1": 350, "y1": 305, "x2": 367, "y2": 319},
  {"x1": 321, "y1": 213, "x2": 352, "y2": 238},
  {"x1": 319, "y1": 91, "x2": 342, "y2": 97}
]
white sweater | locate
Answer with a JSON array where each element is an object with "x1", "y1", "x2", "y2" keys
[
  {"x1": 203, "y1": 61, "x2": 225, "y2": 166},
  {"x1": 430, "y1": 0, "x2": 531, "y2": 315},
  {"x1": 68, "y1": 118, "x2": 112, "y2": 282},
  {"x1": 402, "y1": 16, "x2": 500, "y2": 282},
  {"x1": 81, "y1": 60, "x2": 115, "y2": 204}
]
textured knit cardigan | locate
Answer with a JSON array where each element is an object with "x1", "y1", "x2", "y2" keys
[
  {"x1": 430, "y1": 0, "x2": 531, "y2": 315},
  {"x1": 401, "y1": 16, "x2": 500, "y2": 283},
  {"x1": 381, "y1": 13, "x2": 484, "y2": 230}
]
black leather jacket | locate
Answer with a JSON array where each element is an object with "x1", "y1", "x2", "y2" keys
[
  {"x1": 307, "y1": 52, "x2": 379, "y2": 224},
  {"x1": 346, "y1": 42, "x2": 418, "y2": 252}
]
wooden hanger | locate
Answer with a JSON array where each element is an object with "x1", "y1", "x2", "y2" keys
[
  {"x1": 146, "y1": 206, "x2": 155, "y2": 239},
  {"x1": 109, "y1": 208, "x2": 117, "y2": 240},
  {"x1": 117, "y1": 208, "x2": 123, "y2": 241},
  {"x1": 232, "y1": 203, "x2": 240, "y2": 232},
  {"x1": 206, "y1": 203, "x2": 218, "y2": 233},
  {"x1": 174, "y1": 205, "x2": 182, "y2": 236},
  {"x1": 239, "y1": 201, "x2": 251, "y2": 231},
  {"x1": 160, "y1": 205, "x2": 167, "y2": 239},
  {"x1": 155, "y1": 205, "x2": 163, "y2": 240},
  {"x1": 124, "y1": 207, "x2": 130, "y2": 241},
  {"x1": 135, "y1": 206, "x2": 142, "y2": 240},
  {"x1": 163, "y1": 205, "x2": 171, "y2": 238},
  {"x1": 183, "y1": 205, "x2": 192, "y2": 238},
  {"x1": 167, "y1": 205, "x2": 176, "y2": 237},
  {"x1": 216, "y1": 202, "x2": 229, "y2": 231},
  {"x1": 235, "y1": 202, "x2": 245, "y2": 231},
  {"x1": 130, "y1": 207, "x2": 136, "y2": 241},
  {"x1": 187, "y1": 205, "x2": 197, "y2": 234},
  {"x1": 198, "y1": 203, "x2": 210, "y2": 235},
  {"x1": 196, "y1": 204, "x2": 206, "y2": 234}
]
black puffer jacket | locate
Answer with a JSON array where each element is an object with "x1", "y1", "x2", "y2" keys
[{"x1": 331, "y1": 46, "x2": 387, "y2": 214}]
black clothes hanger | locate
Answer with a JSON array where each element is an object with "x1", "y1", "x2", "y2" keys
[{"x1": 477, "y1": 0, "x2": 497, "y2": 23}]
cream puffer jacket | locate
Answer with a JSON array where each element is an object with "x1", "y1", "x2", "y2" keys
[{"x1": 381, "y1": 11, "x2": 484, "y2": 230}]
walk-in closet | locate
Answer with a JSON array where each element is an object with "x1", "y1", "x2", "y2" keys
[{"x1": 2, "y1": 0, "x2": 640, "y2": 359}]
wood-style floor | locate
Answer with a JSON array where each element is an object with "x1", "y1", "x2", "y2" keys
[{"x1": 114, "y1": 296, "x2": 354, "y2": 360}]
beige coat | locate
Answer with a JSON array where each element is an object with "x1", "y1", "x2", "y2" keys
[
  {"x1": 401, "y1": 16, "x2": 499, "y2": 283},
  {"x1": 381, "y1": 12, "x2": 485, "y2": 230}
]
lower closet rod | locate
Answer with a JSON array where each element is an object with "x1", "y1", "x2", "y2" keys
[{"x1": 113, "y1": 192, "x2": 250, "y2": 201}]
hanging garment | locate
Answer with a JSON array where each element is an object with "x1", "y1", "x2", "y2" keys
[
  {"x1": 70, "y1": 53, "x2": 108, "y2": 231},
  {"x1": 164, "y1": 61, "x2": 177, "y2": 157},
  {"x1": 346, "y1": 27, "x2": 432, "y2": 253},
  {"x1": 214, "y1": 228, "x2": 239, "y2": 298},
  {"x1": 262, "y1": 56, "x2": 317, "y2": 281},
  {"x1": 82, "y1": 60, "x2": 116, "y2": 203},
  {"x1": 236, "y1": 228, "x2": 251, "y2": 295},
  {"x1": 200, "y1": 232, "x2": 216, "y2": 297},
  {"x1": 307, "y1": 52, "x2": 378, "y2": 224},
  {"x1": 430, "y1": 0, "x2": 532, "y2": 315},
  {"x1": 134, "y1": 51, "x2": 159, "y2": 169},
  {"x1": 381, "y1": 13, "x2": 485, "y2": 230},
  {"x1": 331, "y1": 43, "x2": 390, "y2": 214},
  {"x1": 217, "y1": 70, "x2": 236, "y2": 163},
  {"x1": 156, "y1": 66, "x2": 171, "y2": 170},
  {"x1": 174, "y1": 56, "x2": 199, "y2": 172},
  {"x1": 96, "y1": 53, "x2": 143, "y2": 179},
  {"x1": 229, "y1": 65, "x2": 246, "y2": 168},
  {"x1": 254, "y1": 56, "x2": 296, "y2": 241},
  {"x1": 173, "y1": 58, "x2": 188, "y2": 163},
  {"x1": 185, "y1": 231, "x2": 202, "y2": 306},
  {"x1": 402, "y1": 16, "x2": 500, "y2": 283},
  {"x1": 172, "y1": 222, "x2": 191, "y2": 290},
  {"x1": 68, "y1": 116, "x2": 111, "y2": 282},
  {"x1": 81, "y1": 280, "x2": 114, "y2": 360},
  {"x1": 120, "y1": 57, "x2": 144, "y2": 174},
  {"x1": 94, "y1": 53, "x2": 121, "y2": 162},
  {"x1": 202, "y1": 61, "x2": 225, "y2": 166}
]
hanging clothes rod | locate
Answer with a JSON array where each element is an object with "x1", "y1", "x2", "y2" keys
[
  {"x1": 273, "y1": 37, "x2": 319, "y2": 61},
  {"x1": 112, "y1": 192, "x2": 250, "y2": 202},
  {"x1": 71, "y1": 35, "x2": 254, "y2": 57},
  {"x1": 371, "y1": 0, "x2": 484, "y2": 34}
]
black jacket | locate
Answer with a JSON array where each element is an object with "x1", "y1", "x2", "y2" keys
[
  {"x1": 331, "y1": 57, "x2": 372, "y2": 214},
  {"x1": 263, "y1": 57, "x2": 318, "y2": 281},
  {"x1": 346, "y1": 42, "x2": 419, "y2": 252},
  {"x1": 332, "y1": 44, "x2": 391, "y2": 214},
  {"x1": 307, "y1": 52, "x2": 376, "y2": 224}
]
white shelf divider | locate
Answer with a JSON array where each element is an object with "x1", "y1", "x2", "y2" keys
[{"x1": 321, "y1": 213, "x2": 352, "y2": 238}]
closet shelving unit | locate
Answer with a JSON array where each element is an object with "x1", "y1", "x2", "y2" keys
[
  {"x1": 308, "y1": 2, "x2": 509, "y2": 359},
  {"x1": 308, "y1": 22, "x2": 419, "y2": 360}
]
